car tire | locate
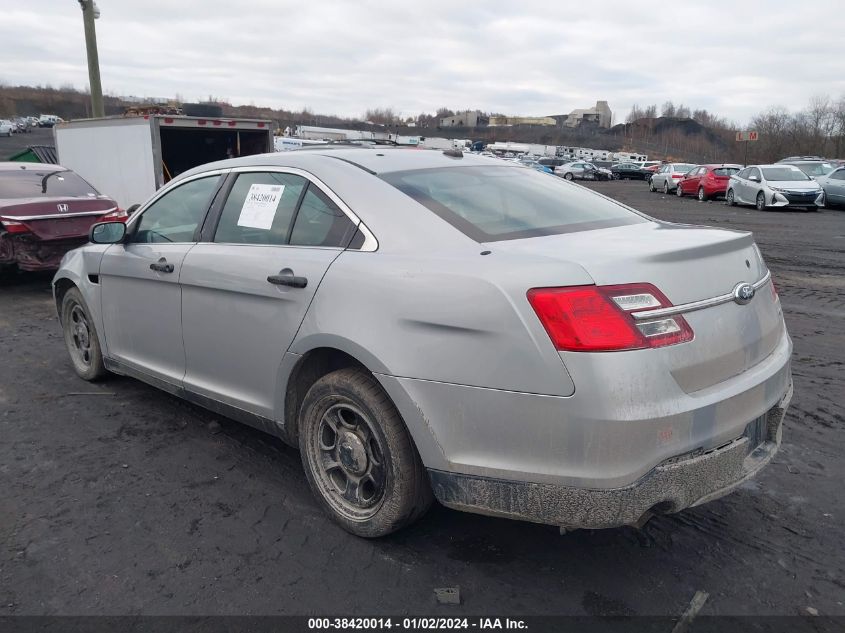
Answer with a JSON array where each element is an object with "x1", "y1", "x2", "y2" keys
[
  {"x1": 663, "y1": 181, "x2": 670, "y2": 194},
  {"x1": 726, "y1": 189, "x2": 736, "y2": 206},
  {"x1": 756, "y1": 191, "x2": 766, "y2": 211},
  {"x1": 698, "y1": 187, "x2": 708, "y2": 202},
  {"x1": 649, "y1": 179, "x2": 656, "y2": 192},
  {"x1": 563, "y1": 172, "x2": 573, "y2": 181},
  {"x1": 676, "y1": 183, "x2": 684, "y2": 197},
  {"x1": 298, "y1": 367, "x2": 433, "y2": 538},
  {"x1": 61, "y1": 288, "x2": 107, "y2": 381}
]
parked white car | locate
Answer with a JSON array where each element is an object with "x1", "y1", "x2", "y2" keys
[
  {"x1": 0, "y1": 120, "x2": 15, "y2": 137},
  {"x1": 649, "y1": 163, "x2": 696, "y2": 193},
  {"x1": 726, "y1": 165, "x2": 825, "y2": 211}
]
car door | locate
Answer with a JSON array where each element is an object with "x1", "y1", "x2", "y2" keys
[
  {"x1": 826, "y1": 168, "x2": 845, "y2": 203},
  {"x1": 98, "y1": 173, "x2": 224, "y2": 384},
  {"x1": 733, "y1": 168, "x2": 750, "y2": 202},
  {"x1": 684, "y1": 167, "x2": 702, "y2": 194},
  {"x1": 654, "y1": 165, "x2": 666, "y2": 188},
  {"x1": 179, "y1": 169, "x2": 361, "y2": 419},
  {"x1": 746, "y1": 167, "x2": 763, "y2": 202}
]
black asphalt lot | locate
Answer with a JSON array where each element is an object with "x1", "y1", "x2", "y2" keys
[{"x1": 1, "y1": 179, "x2": 844, "y2": 617}]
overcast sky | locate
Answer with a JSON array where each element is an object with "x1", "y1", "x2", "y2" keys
[{"x1": 2, "y1": 1, "x2": 843, "y2": 125}]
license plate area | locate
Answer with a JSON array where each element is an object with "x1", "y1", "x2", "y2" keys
[{"x1": 743, "y1": 413, "x2": 768, "y2": 453}]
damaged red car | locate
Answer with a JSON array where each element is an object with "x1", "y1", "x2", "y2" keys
[{"x1": 0, "y1": 163, "x2": 124, "y2": 272}]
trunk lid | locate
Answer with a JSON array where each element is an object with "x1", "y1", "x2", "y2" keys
[
  {"x1": 491, "y1": 221, "x2": 785, "y2": 392},
  {"x1": 0, "y1": 196, "x2": 117, "y2": 240}
]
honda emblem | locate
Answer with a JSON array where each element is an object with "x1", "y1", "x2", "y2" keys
[{"x1": 57, "y1": 203, "x2": 69, "y2": 213}]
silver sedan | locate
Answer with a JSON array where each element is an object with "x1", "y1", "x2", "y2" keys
[{"x1": 54, "y1": 149, "x2": 792, "y2": 537}]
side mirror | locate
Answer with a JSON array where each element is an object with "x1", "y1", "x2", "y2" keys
[
  {"x1": 126, "y1": 203, "x2": 141, "y2": 216},
  {"x1": 90, "y1": 221, "x2": 126, "y2": 244},
  {"x1": 749, "y1": 175, "x2": 760, "y2": 182}
]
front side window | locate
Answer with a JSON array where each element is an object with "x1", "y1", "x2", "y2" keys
[
  {"x1": 132, "y1": 176, "x2": 220, "y2": 243},
  {"x1": 832, "y1": 168, "x2": 845, "y2": 181},
  {"x1": 214, "y1": 172, "x2": 307, "y2": 245},
  {"x1": 749, "y1": 168, "x2": 762, "y2": 180},
  {"x1": 381, "y1": 165, "x2": 646, "y2": 242}
]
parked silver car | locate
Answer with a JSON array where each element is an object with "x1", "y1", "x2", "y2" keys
[
  {"x1": 726, "y1": 164, "x2": 825, "y2": 211},
  {"x1": 649, "y1": 163, "x2": 696, "y2": 193},
  {"x1": 554, "y1": 161, "x2": 611, "y2": 181},
  {"x1": 815, "y1": 165, "x2": 845, "y2": 207},
  {"x1": 54, "y1": 149, "x2": 792, "y2": 537}
]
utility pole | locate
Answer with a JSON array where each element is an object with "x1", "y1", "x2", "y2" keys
[{"x1": 78, "y1": 1, "x2": 104, "y2": 118}]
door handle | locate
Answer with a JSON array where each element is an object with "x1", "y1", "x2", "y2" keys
[
  {"x1": 150, "y1": 258, "x2": 174, "y2": 273},
  {"x1": 267, "y1": 268, "x2": 307, "y2": 288}
]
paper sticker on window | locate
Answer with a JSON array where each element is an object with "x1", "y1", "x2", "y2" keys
[{"x1": 237, "y1": 183, "x2": 285, "y2": 229}]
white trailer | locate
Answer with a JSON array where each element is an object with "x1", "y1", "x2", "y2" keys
[{"x1": 55, "y1": 115, "x2": 274, "y2": 209}]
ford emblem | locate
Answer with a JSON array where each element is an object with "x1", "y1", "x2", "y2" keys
[{"x1": 733, "y1": 282, "x2": 755, "y2": 305}]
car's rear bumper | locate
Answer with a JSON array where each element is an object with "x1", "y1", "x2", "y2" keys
[
  {"x1": 0, "y1": 233, "x2": 86, "y2": 271},
  {"x1": 428, "y1": 382, "x2": 791, "y2": 529}
]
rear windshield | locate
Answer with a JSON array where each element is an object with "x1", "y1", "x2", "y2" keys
[
  {"x1": 792, "y1": 163, "x2": 833, "y2": 176},
  {"x1": 380, "y1": 165, "x2": 646, "y2": 242},
  {"x1": 761, "y1": 167, "x2": 810, "y2": 182},
  {"x1": 672, "y1": 164, "x2": 696, "y2": 173},
  {"x1": 713, "y1": 167, "x2": 740, "y2": 177},
  {"x1": 0, "y1": 169, "x2": 98, "y2": 199}
]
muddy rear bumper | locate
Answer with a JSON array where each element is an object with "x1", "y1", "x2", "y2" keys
[{"x1": 429, "y1": 383, "x2": 792, "y2": 530}]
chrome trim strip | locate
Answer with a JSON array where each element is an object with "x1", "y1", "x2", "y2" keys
[
  {"x1": 1, "y1": 207, "x2": 118, "y2": 221},
  {"x1": 632, "y1": 271, "x2": 772, "y2": 321}
]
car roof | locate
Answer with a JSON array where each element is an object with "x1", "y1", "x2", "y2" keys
[
  {"x1": 0, "y1": 161, "x2": 67, "y2": 173},
  {"x1": 178, "y1": 147, "x2": 499, "y2": 179},
  {"x1": 700, "y1": 164, "x2": 742, "y2": 168}
]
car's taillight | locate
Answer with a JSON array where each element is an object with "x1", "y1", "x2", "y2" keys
[
  {"x1": 0, "y1": 218, "x2": 30, "y2": 234},
  {"x1": 102, "y1": 208, "x2": 128, "y2": 221},
  {"x1": 527, "y1": 283, "x2": 693, "y2": 352},
  {"x1": 671, "y1": 173, "x2": 684, "y2": 178}
]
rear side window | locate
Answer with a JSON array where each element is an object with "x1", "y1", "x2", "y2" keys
[
  {"x1": 214, "y1": 172, "x2": 307, "y2": 245},
  {"x1": 381, "y1": 165, "x2": 645, "y2": 242},
  {"x1": 832, "y1": 169, "x2": 845, "y2": 180},
  {"x1": 0, "y1": 169, "x2": 98, "y2": 198},
  {"x1": 673, "y1": 164, "x2": 695, "y2": 173},
  {"x1": 289, "y1": 185, "x2": 357, "y2": 247}
]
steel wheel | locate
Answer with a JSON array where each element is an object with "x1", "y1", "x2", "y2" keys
[
  {"x1": 649, "y1": 179, "x2": 656, "y2": 192},
  {"x1": 756, "y1": 191, "x2": 766, "y2": 211},
  {"x1": 676, "y1": 183, "x2": 684, "y2": 197},
  {"x1": 564, "y1": 172, "x2": 574, "y2": 181},
  {"x1": 310, "y1": 403, "x2": 387, "y2": 518},
  {"x1": 61, "y1": 288, "x2": 106, "y2": 380},
  {"x1": 698, "y1": 187, "x2": 707, "y2": 201},
  {"x1": 68, "y1": 304, "x2": 93, "y2": 368},
  {"x1": 726, "y1": 189, "x2": 736, "y2": 206},
  {"x1": 663, "y1": 180, "x2": 670, "y2": 194}
]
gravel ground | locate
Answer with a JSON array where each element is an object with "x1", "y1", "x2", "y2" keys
[{"x1": 1, "y1": 180, "x2": 843, "y2": 617}]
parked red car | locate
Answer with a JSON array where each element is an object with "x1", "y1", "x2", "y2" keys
[
  {"x1": 676, "y1": 164, "x2": 742, "y2": 201},
  {"x1": 0, "y1": 163, "x2": 124, "y2": 272}
]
